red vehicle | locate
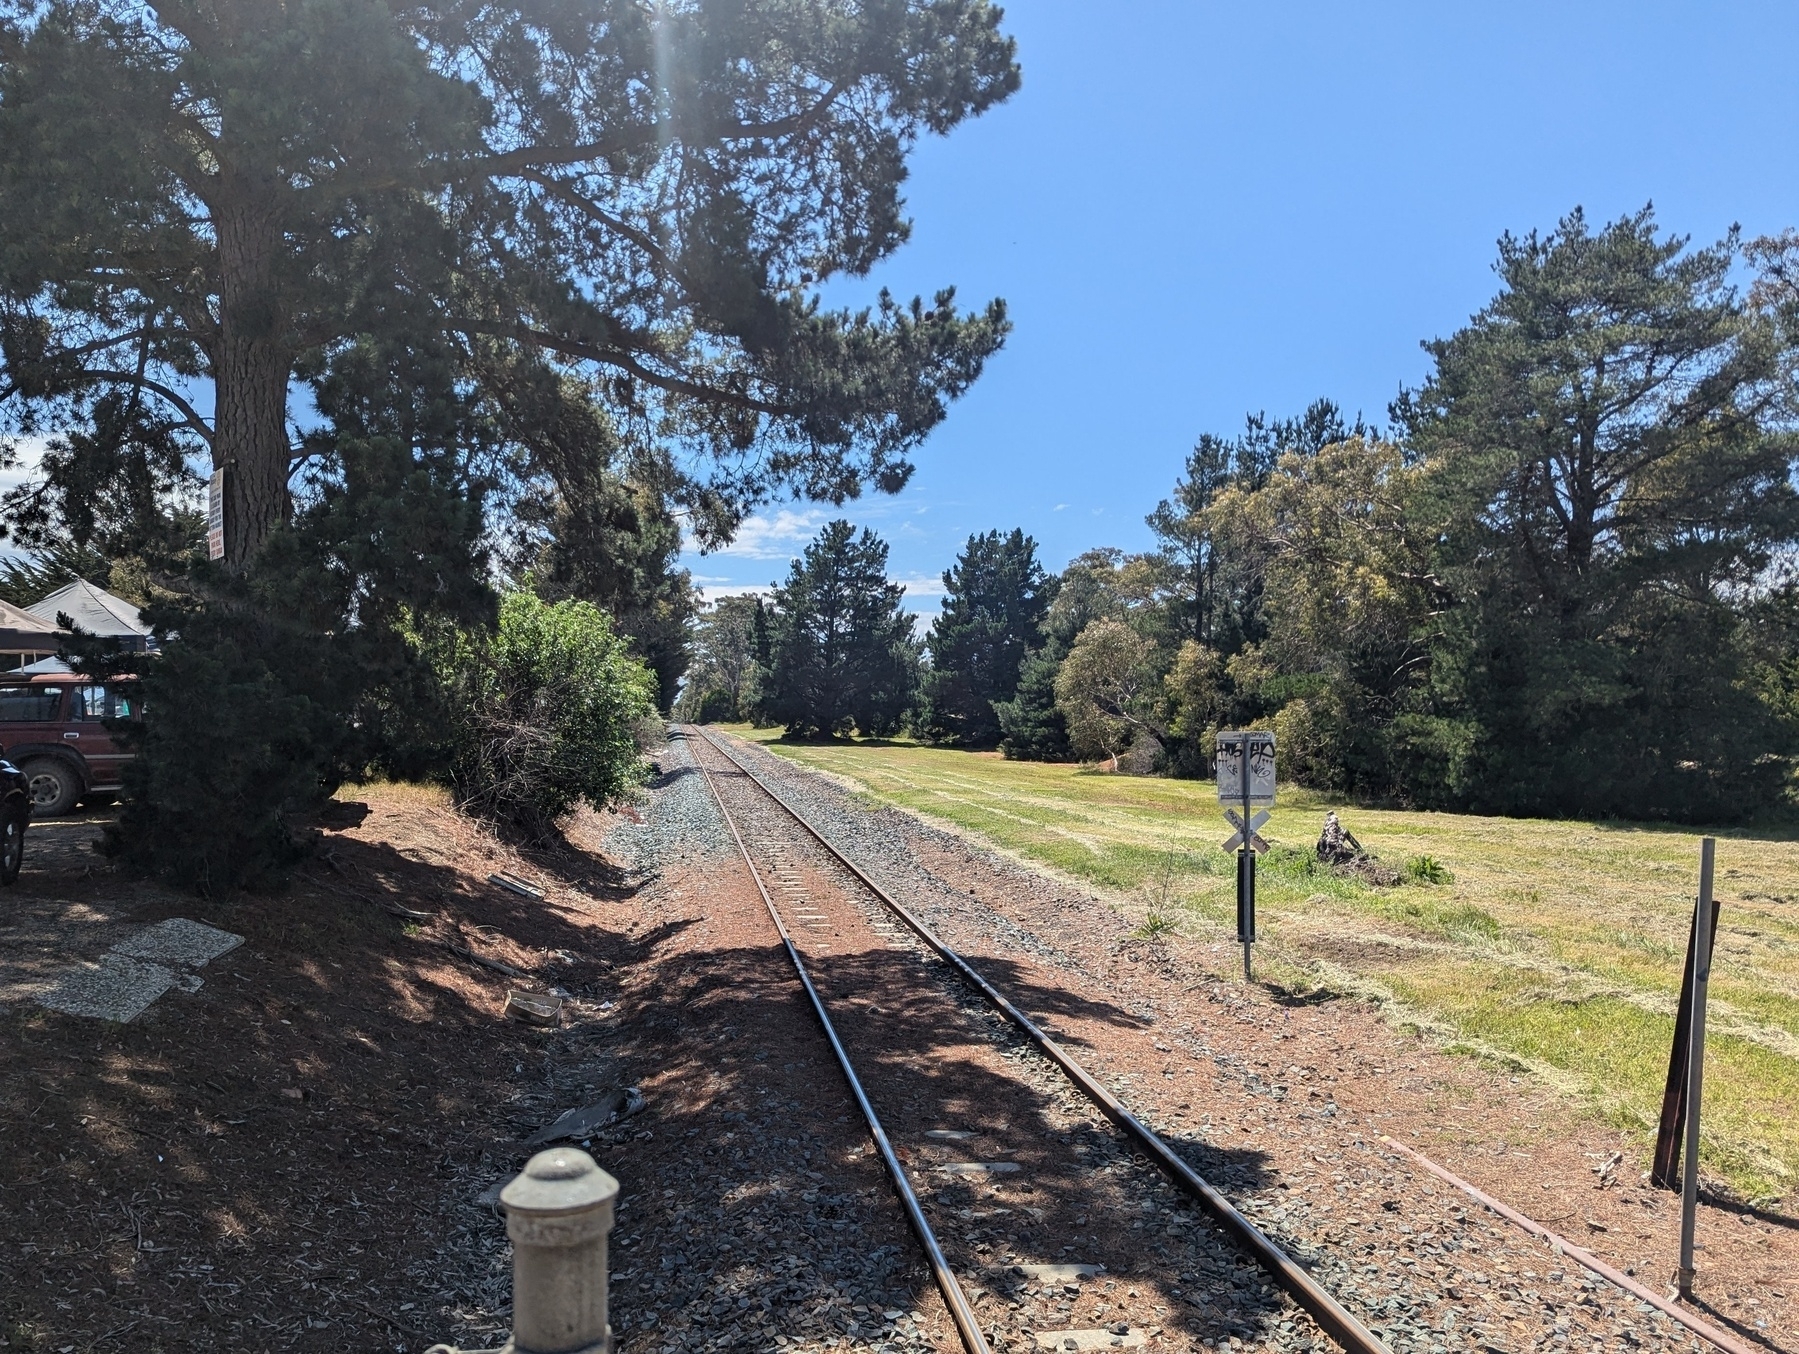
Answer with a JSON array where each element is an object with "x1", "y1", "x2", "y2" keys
[{"x1": 0, "y1": 671, "x2": 135, "y2": 814}]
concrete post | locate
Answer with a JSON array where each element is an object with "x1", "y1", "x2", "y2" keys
[{"x1": 502, "y1": 1147, "x2": 620, "y2": 1354}]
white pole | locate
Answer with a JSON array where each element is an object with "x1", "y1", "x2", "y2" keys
[{"x1": 1677, "y1": 837, "x2": 1715, "y2": 1301}]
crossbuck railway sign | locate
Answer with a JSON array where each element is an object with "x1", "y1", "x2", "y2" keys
[
  {"x1": 1221, "y1": 806, "x2": 1269, "y2": 854},
  {"x1": 1217, "y1": 730, "x2": 1275, "y2": 982},
  {"x1": 1216, "y1": 729, "x2": 1275, "y2": 851}
]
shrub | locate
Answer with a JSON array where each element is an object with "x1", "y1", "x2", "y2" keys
[
  {"x1": 432, "y1": 592, "x2": 656, "y2": 840},
  {"x1": 100, "y1": 595, "x2": 362, "y2": 892},
  {"x1": 1134, "y1": 911, "x2": 1179, "y2": 940},
  {"x1": 1273, "y1": 694, "x2": 1351, "y2": 792},
  {"x1": 1404, "y1": 853, "x2": 1456, "y2": 885}
]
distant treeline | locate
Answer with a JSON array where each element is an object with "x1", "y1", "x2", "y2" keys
[{"x1": 681, "y1": 208, "x2": 1799, "y2": 823}]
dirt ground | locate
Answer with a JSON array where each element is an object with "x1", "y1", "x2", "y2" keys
[
  {"x1": 1, "y1": 756, "x2": 1792, "y2": 1354},
  {"x1": 0, "y1": 780, "x2": 959, "y2": 1354},
  {"x1": 1, "y1": 789, "x2": 614, "y2": 1350}
]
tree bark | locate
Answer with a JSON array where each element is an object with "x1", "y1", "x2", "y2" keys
[{"x1": 213, "y1": 187, "x2": 291, "y2": 568}]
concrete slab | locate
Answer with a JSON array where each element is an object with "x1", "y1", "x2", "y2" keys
[
  {"x1": 110, "y1": 917, "x2": 243, "y2": 966},
  {"x1": 926, "y1": 1129, "x2": 978, "y2": 1141},
  {"x1": 39, "y1": 952, "x2": 177, "y2": 1022},
  {"x1": 1033, "y1": 1329, "x2": 1144, "y2": 1350},
  {"x1": 37, "y1": 917, "x2": 241, "y2": 1022},
  {"x1": 1013, "y1": 1264, "x2": 1104, "y2": 1281},
  {"x1": 937, "y1": 1161, "x2": 1021, "y2": 1175}
]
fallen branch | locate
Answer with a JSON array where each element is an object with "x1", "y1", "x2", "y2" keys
[
  {"x1": 349, "y1": 1296, "x2": 421, "y2": 1333},
  {"x1": 439, "y1": 939, "x2": 533, "y2": 980}
]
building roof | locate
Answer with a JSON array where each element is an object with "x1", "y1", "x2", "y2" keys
[
  {"x1": 24, "y1": 579, "x2": 151, "y2": 640},
  {"x1": 0, "y1": 596, "x2": 67, "y2": 648},
  {"x1": 0, "y1": 598, "x2": 50, "y2": 631}
]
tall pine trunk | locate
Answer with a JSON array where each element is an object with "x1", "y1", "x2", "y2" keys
[{"x1": 214, "y1": 186, "x2": 291, "y2": 567}]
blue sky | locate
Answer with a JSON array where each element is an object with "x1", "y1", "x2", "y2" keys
[{"x1": 684, "y1": 0, "x2": 1799, "y2": 612}]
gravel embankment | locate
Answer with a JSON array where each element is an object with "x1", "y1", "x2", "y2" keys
[{"x1": 602, "y1": 729, "x2": 739, "y2": 874}]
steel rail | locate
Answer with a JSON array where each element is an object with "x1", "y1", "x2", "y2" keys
[
  {"x1": 689, "y1": 725, "x2": 1392, "y2": 1354},
  {"x1": 686, "y1": 733, "x2": 995, "y2": 1354}
]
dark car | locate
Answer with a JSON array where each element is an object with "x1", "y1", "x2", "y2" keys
[
  {"x1": 0, "y1": 759, "x2": 28, "y2": 884},
  {"x1": 0, "y1": 673, "x2": 135, "y2": 815}
]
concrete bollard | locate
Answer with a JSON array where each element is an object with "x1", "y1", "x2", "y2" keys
[
  {"x1": 502, "y1": 1147, "x2": 620, "y2": 1354},
  {"x1": 422, "y1": 1147, "x2": 619, "y2": 1354}
]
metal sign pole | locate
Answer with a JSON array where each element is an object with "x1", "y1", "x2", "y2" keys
[
  {"x1": 1238, "y1": 734, "x2": 1254, "y2": 981},
  {"x1": 1677, "y1": 837, "x2": 1716, "y2": 1300}
]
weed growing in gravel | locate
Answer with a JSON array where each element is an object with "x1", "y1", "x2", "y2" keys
[
  {"x1": 1132, "y1": 850, "x2": 1189, "y2": 941},
  {"x1": 1135, "y1": 911, "x2": 1180, "y2": 940}
]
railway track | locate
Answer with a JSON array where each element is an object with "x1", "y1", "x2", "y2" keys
[{"x1": 683, "y1": 725, "x2": 1389, "y2": 1354}]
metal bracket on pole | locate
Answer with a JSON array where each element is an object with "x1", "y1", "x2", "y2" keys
[
  {"x1": 1236, "y1": 847, "x2": 1256, "y2": 981},
  {"x1": 1677, "y1": 837, "x2": 1716, "y2": 1302},
  {"x1": 1651, "y1": 893, "x2": 1721, "y2": 1190}
]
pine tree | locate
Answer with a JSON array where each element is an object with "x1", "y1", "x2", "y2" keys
[
  {"x1": 921, "y1": 529, "x2": 1053, "y2": 744},
  {"x1": 995, "y1": 637, "x2": 1071, "y2": 761},
  {"x1": 759, "y1": 520, "x2": 917, "y2": 736},
  {"x1": 0, "y1": 0, "x2": 1018, "y2": 882},
  {"x1": 0, "y1": 0, "x2": 1019, "y2": 563},
  {"x1": 1396, "y1": 206, "x2": 1799, "y2": 818}
]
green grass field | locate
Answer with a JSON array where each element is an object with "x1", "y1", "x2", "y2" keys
[{"x1": 718, "y1": 726, "x2": 1799, "y2": 1200}]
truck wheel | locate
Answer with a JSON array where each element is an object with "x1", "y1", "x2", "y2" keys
[
  {"x1": 21, "y1": 759, "x2": 80, "y2": 816},
  {"x1": 0, "y1": 804, "x2": 23, "y2": 884}
]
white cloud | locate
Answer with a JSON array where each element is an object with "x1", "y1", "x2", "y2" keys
[
  {"x1": 893, "y1": 574, "x2": 946, "y2": 599},
  {"x1": 1053, "y1": 503, "x2": 1069, "y2": 512},
  {"x1": 696, "y1": 583, "x2": 774, "y2": 604},
  {"x1": 707, "y1": 507, "x2": 831, "y2": 560}
]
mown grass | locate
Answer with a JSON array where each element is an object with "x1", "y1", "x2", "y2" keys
[{"x1": 718, "y1": 725, "x2": 1799, "y2": 1199}]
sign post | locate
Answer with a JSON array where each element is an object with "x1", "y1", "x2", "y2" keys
[
  {"x1": 1216, "y1": 730, "x2": 1274, "y2": 982},
  {"x1": 1677, "y1": 837, "x2": 1717, "y2": 1301}
]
